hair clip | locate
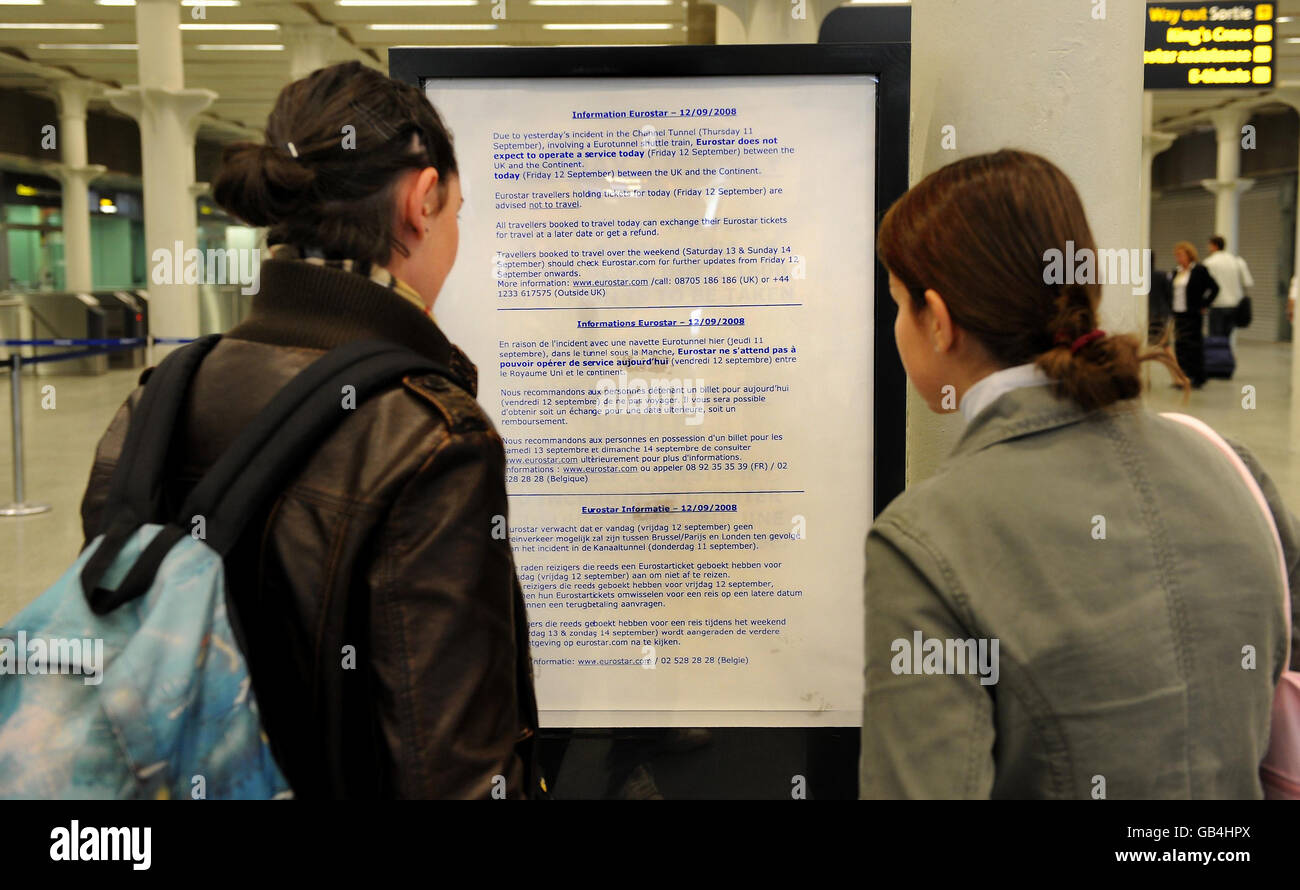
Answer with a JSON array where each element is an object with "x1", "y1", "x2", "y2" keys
[
  {"x1": 348, "y1": 100, "x2": 397, "y2": 141},
  {"x1": 286, "y1": 141, "x2": 299, "y2": 158}
]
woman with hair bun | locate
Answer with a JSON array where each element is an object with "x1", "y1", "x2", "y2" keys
[
  {"x1": 861, "y1": 149, "x2": 1298, "y2": 799},
  {"x1": 80, "y1": 61, "x2": 539, "y2": 799}
]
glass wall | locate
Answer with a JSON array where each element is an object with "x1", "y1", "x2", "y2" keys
[
  {"x1": 1, "y1": 171, "x2": 65, "y2": 292},
  {"x1": 1, "y1": 170, "x2": 257, "y2": 314}
]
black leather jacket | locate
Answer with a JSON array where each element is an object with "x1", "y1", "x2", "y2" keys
[{"x1": 79, "y1": 258, "x2": 539, "y2": 798}]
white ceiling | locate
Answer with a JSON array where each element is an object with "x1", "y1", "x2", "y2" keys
[
  {"x1": 0, "y1": 1, "x2": 1297, "y2": 146},
  {"x1": 0, "y1": 0, "x2": 693, "y2": 142}
]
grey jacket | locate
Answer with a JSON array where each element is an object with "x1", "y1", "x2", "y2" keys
[{"x1": 861, "y1": 384, "x2": 1299, "y2": 799}]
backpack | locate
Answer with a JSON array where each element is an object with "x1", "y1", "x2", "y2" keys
[
  {"x1": 0, "y1": 335, "x2": 447, "y2": 799},
  {"x1": 1162, "y1": 413, "x2": 1300, "y2": 799}
]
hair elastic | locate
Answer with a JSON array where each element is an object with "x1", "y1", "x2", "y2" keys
[{"x1": 1065, "y1": 329, "x2": 1105, "y2": 354}]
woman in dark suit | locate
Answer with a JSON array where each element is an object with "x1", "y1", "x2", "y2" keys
[{"x1": 1171, "y1": 240, "x2": 1219, "y2": 388}]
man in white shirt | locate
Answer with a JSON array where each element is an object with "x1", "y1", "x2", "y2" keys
[{"x1": 1203, "y1": 235, "x2": 1253, "y2": 339}]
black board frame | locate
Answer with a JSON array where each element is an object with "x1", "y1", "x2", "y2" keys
[{"x1": 390, "y1": 41, "x2": 910, "y2": 799}]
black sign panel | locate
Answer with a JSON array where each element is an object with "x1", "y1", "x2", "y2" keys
[{"x1": 1145, "y1": 2, "x2": 1276, "y2": 89}]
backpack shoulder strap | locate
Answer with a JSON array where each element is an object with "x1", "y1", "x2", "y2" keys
[
  {"x1": 80, "y1": 336, "x2": 223, "y2": 611},
  {"x1": 83, "y1": 338, "x2": 456, "y2": 612},
  {"x1": 1161, "y1": 411, "x2": 1292, "y2": 668},
  {"x1": 180, "y1": 339, "x2": 451, "y2": 554},
  {"x1": 101, "y1": 334, "x2": 223, "y2": 527}
]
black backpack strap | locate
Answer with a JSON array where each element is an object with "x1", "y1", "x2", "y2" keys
[
  {"x1": 179, "y1": 340, "x2": 446, "y2": 555},
  {"x1": 81, "y1": 335, "x2": 222, "y2": 611},
  {"x1": 100, "y1": 334, "x2": 223, "y2": 525},
  {"x1": 85, "y1": 339, "x2": 452, "y2": 611}
]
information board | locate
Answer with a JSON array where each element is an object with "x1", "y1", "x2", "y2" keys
[{"x1": 391, "y1": 44, "x2": 908, "y2": 730}]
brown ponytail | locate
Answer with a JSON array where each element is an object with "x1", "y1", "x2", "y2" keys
[{"x1": 878, "y1": 149, "x2": 1187, "y2": 411}]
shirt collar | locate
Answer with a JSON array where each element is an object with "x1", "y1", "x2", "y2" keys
[
  {"x1": 230, "y1": 251, "x2": 478, "y2": 395},
  {"x1": 268, "y1": 242, "x2": 433, "y2": 320},
  {"x1": 959, "y1": 362, "x2": 1054, "y2": 423}
]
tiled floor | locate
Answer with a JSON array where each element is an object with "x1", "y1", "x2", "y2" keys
[
  {"x1": 2, "y1": 341, "x2": 1297, "y2": 624},
  {"x1": 1, "y1": 364, "x2": 141, "y2": 623},
  {"x1": 1143, "y1": 339, "x2": 1300, "y2": 511}
]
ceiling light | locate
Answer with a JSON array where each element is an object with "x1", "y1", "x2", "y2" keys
[
  {"x1": 178, "y1": 23, "x2": 277, "y2": 30},
  {"x1": 196, "y1": 43, "x2": 284, "y2": 50},
  {"x1": 368, "y1": 23, "x2": 497, "y2": 29},
  {"x1": 37, "y1": 42, "x2": 137, "y2": 49},
  {"x1": 0, "y1": 22, "x2": 104, "y2": 29},
  {"x1": 337, "y1": 1, "x2": 475, "y2": 5},
  {"x1": 543, "y1": 22, "x2": 673, "y2": 28}
]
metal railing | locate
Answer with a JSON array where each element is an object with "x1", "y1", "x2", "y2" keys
[{"x1": 0, "y1": 334, "x2": 196, "y2": 518}]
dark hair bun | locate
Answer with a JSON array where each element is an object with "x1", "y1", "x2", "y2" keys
[{"x1": 212, "y1": 141, "x2": 317, "y2": 228}]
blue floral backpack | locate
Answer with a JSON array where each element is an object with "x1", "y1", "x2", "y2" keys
[{"x1": 0, "y1": 336, "x2": 445, "y2": 799}]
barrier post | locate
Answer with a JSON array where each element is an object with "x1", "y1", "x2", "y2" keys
[{"x1": 1, "y1": 354, "x2": 52, "y2": 517}]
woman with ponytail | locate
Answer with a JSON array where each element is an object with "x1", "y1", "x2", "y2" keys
[{"x1": 861, "y1": 150, "x2": 1299, "y2": 799}]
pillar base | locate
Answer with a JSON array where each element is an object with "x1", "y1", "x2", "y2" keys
[{"x1": 0, "y1": 503, "x2": 52, "y2": 517}]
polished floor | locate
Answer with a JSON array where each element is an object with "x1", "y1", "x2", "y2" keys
[{"x1": 1, "y1": 340, "x2": 1298, "y2": 624}]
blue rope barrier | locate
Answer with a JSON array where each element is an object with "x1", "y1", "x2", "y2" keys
[
  {"x1": 2, "y1": 343, "x2": 140, "y2": 366},
  {"x1": 1, "y1": 337, "x2": 198, "y2": 347},
  {"x1": 1, "y1": 338, "x2": 146, "y2": 347},
  {"x1": 1, "y1": 336, "x2": 199, "y2": 367}
]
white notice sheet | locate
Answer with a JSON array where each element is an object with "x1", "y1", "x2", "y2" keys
[{"x1": 425, "y1": 74, "x2": 876, "y2": 727}]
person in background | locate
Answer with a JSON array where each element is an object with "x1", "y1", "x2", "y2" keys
[
  {"x1": 1203, "y1": 235, "x2": 1253, "y2": 342},
  {"x1": 1170, "y1": 240, "x2": 1218, "y2": 389},
  {"x1": 861, "y1": 149, "x2": 1298, "y2": 799},
  {"x1": 79, "y1": 61, "x2": 539, "y2": 799},
  {"x1": 1147, "y1": 264, "x2": 1173, "y2": 346}
]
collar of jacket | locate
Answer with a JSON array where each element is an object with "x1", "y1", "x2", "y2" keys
[
  {"x1": 228, "y1": 257, "x2": 478, "y2": 396},
  {"x1": 949, "y1": 381, "x2": 1139, "y2": 459}
]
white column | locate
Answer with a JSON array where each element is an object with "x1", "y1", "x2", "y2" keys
[
  {"x1": 1199, "y1": 107, "x2": 1254, "y2": 252},
  {"x1": 284, "y1": 24, "x2": 337, "y2": 82},
  {"x1": 714, "y1": 3, "x2": 745, "y2": 44},
  {"x1": 706, "y1": 0, "x2": 839, "y2": 43},
  {"x1": 904, "y1": 0, "x2": 1145, "y2": 483},
  {"x1": 1272, "y1": 87, "x2": 1300, "y2": 453},
  {"x1": 49, "y1": 77, "x2": 107, "y2": 294},
  {"x1": 104, "y1": 0, "x2": 215, "y2": 344},
  {"x1": 1141, "y1": 93, "x2": 1175, "y2": 258}
]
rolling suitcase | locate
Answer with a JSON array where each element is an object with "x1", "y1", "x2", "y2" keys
[{"x1": 1203, "y1": 334, "x2": 1236, "y2": 379}]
